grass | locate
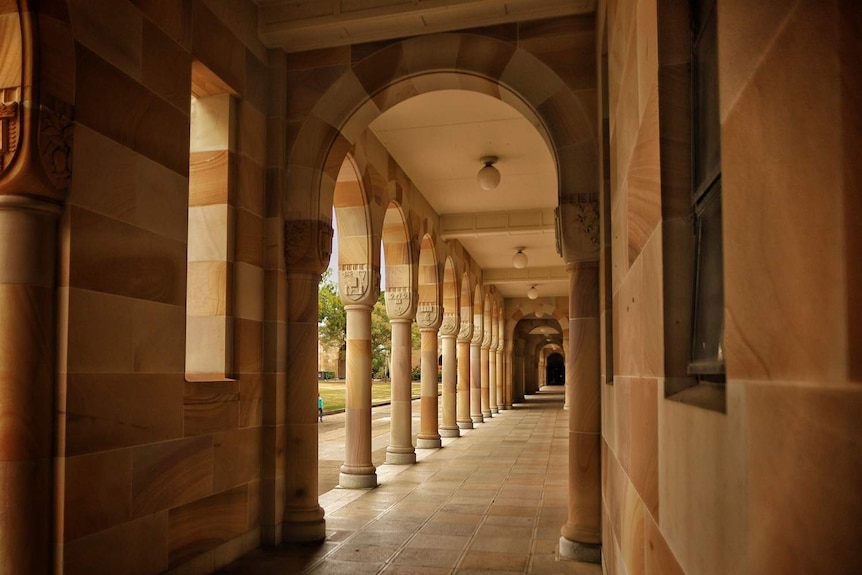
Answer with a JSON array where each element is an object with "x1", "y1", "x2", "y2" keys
[{"x1": 317, "y1": 380, "x2": 441, "y2": 413}]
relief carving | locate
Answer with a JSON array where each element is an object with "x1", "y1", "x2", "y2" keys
[
  {"x1": 482, "y1": 328, "x2": 492, "y2": 348},
  {"x1": 0, "y1": 101, "x2": 19, "y2": 175},
  {"x1": 440, "y1": 312, "x2": 458, "y2": 336},
  {"x1": 471, "y1": 322, "x2": 483, "y2": 345},
  {"x1": 416, "y1": 303, "x2": 440, "y2": 329},
  {"x1": 340, "y1": 264, "x2": 372, "y2": 302},
  {"x1": 318, "y1": 223, "x2": 333, "y2": 265},
  {"x1": 285, "y1": 220, "x2": 310, "y2": 264},
  {"x1": 385, "y1": 286, "x2": 413, "y2": 318},
  {"x1": 573, "y1": 201, "x2": 600, "y2": 247},
  {"x1": 457, "y1": 316, "x2": 472, "y2": 341},
  {"x1": 38, "y1": 107, "x2": 73, "y2": 191}
]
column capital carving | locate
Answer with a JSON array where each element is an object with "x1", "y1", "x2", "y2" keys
[
  {"x1": 284, "y1": 219, "x2": 333, "y2": 275},
  {"x1": 555, "y1": 198, "x2": 600, "y2": 264},
  {"x1": 0, "y1": 7, "x2": 75, "y2": 204},
  {"x1": 416, "y1": 303, "x2": 441, "y2": 329},
  {"x1": 339, "y1": 263, "x2": 379, "y2": 307},
  {"x1": 385, "y1": 287, "x2": 416, "y2": 320},
  {"x1": 439, "y1": 312, "x2": 459, "y2": 336},
  {"x1": 457, "y1": 316, "x2": 473, "y2": 343},
  {"x1": 470, "y1": 324, "x2": 483, "y2": 346}
]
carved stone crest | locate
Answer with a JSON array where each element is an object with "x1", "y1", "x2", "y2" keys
[
  {"x1": 385, "y1": 287, "x2": 413, "y2": 319},
  {"x1": 340, "y1": 264, "x2": 371, "y2": 302},
  {"x1": 318, "y1": 222, "x2": 333, "y2": 264},
  {"x1": 416, "y1": 303, "x2": 440, "y2": 329}
]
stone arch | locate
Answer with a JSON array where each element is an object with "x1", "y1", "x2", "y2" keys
[
  {"x1": 381, "y1": 201, "x2": 416, "y2": 319},
  {"x1": 417, "y1": 234, "x2": 440, "y2": 327},
  {"x1": 334, "y1": 155, "x2": 378, "y2": 303},
  {"x1": 458, "y1": 272, "x2": 473, "y2": 340},
  {"x1": 283, "y1": 32, "x2": 597, "y2": 237},
  {"x1": 441, "y1": 256, "x2": 459, "y2": 333},
  {"x1": 505, "y1": 299, "x2": 569, "y2": 343}
]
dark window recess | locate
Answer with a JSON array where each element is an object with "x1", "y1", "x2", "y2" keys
[{"x1": 689, "y1": 0, "x2": 725, "y2": 379}]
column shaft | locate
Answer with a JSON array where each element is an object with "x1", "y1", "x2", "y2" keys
[
  {"x1": 470, "y1": 342, "x2": 483, "y2": 423},
  {"x1": 0, "y1": 197, "x2": 59, "y2": 574},
  {"x1": 495, "y1": 349, "x2": 504, "y2": 411},
  {"x1": 283, "y1": 272, "x2": 326, "y2": 541},
  {"x1": 387, "y1": 319, "x2": 416, "y2": 464},
  {"x1": 560, "y1": 262, "x2": 602, "y2": 563},
  {"x1": 488, "y1": 347, "x2": 497, "y2": 415},
  {"x1": 417, "y1": 328, "x2": 441, "y2": 448},
  {"x1": 439, "y1": 334, "x2": 459, "y2": 437},
  {"x1": 340, "y1": 305, "x2": 377, "y2": 488},
  {"x1": 480, "y1": 346, "x2": 491, "y2": 418},
  {"x1": 504, "y1": 349, "x2": 513, "y2": 409},
  {"x1": 456, "y1": 340, "x2": 473, "y2": 429}
]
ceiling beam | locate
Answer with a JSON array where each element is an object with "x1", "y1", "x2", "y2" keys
[
  {"x1": 481, "y1": 265, "x2": 567, "y2": 285},
  {"x1": 257, "y1": 0, "x2": 597, "y2": 52},
  {"x1": 440, "y1": 208, "x2": 556, "y2": 240}
]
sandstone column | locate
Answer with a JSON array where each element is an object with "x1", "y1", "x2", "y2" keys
[
  {"x1": 564, "y1": 335, "x2": 572, "y2": 410},
  {"x1": 386, "y1": 318, "x2": 416, "y2": 464},
  {"x1": 0, "y1": 10, "x2": 73, "y2": 569},
  {"x1": 0, "y1": 197, "x2": 60, "y2": 574},
  {"x1": 416, "y1": 305, "x2": 442, "y2": 448},
  {"x1": 495, "y1": 339, "x2": 504, "y2": 411},
  {"x1": 340, "y1": 302, "x2": 377, "y2": 488},
  {"x1": 559, "y1": 261, "x2": 601, "y2": 562},
  {"x1": 283, "y1": 270, "x2": 327, "y2": 541},
  {"x1": 503, "y1": 341, "x2": 514, "y2": 409},
  {"x1": 470, "y1": 302, "x2": 484, "y2": 424},
  {"x1": 439, "y1": 312, "x2": 460, "y2": 437},
  {"x1": 456, "y1": 314, "x2": 473, "y2": 429},
  {"x1": 480, "y1": 312, "x2": 492, "y2": 419},
  {"x1": 488, "y1": 312, "x2": 498, "y2": 415}
]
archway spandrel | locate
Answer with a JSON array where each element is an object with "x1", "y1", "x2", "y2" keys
[{"x1": 455, "y1": 34, "x2": 517, "y2": 81}]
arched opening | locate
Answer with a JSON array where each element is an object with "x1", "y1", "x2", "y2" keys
[{"x1": 546, "y1": 352, "x2": 565, "y2": 385}]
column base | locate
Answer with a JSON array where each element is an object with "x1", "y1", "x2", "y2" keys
[
  {"x1": 481, "y1": 410, "x2": 492, "y2": 418},
  {"x1": 439, "y1": 427, "x2": 460, "y2": 438},
  {"x1": 416, "y1": 437, "x2": 442, "y2": 449},
  {"x1": 491, "y1": 407, "x2": 499, "y2": 414},
  {"x1": 339, "y1": 471, "x2": 378, "y2": 489},
  {"x1": 471, "y1": 415, "x2": 484, "y2": 424},
  {"x1": 558, "y1": 537, "x2": 602, "y2": 564},
  {"x1": 282, "y1": 509, "x2": 326, "y2": 543},
  {"x1": 457, "y1": 419, "x2": 473, "y2": 430},
  {"x1": 385, "y1": 448, "x2": 417, "y2": 465}
]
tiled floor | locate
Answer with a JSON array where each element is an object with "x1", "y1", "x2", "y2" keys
[{"x1": 217, "y1": 387, "x2": 601, "y2": 575}]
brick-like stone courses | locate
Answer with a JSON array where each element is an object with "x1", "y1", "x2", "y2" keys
[{"x1": 58, "y1": 1, "x2": 266, "y2": 573}]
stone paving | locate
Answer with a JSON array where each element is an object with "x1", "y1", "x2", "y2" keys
[{"x1": 217, "y1": 386, "x2": 601, "y2": 575}]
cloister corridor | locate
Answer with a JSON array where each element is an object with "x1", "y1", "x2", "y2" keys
[{"x1": 218, "y1": 387, "x2": 598, "y2": 575}]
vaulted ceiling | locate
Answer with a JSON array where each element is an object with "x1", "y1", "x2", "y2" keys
[{"x1": 259, "y1": 0, "x2": 598, "y2": 299}]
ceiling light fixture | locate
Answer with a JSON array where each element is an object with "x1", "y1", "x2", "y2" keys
[
  {"x1": 512, "y1": 247, "x2": 527, "y2": 269},
  {"x1": 527, "y1": 285, "x2": 539, "y2": 300},
  {"x1": 477, "y1": 156, "x2": 501, "y2": 191}
]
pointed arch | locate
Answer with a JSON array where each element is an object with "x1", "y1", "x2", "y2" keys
[{"x1": 417, "y1": 234, "x2": 440, "y2": 323}]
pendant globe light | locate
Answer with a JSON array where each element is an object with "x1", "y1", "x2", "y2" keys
[
  {"x1": 512, "y1": 247, "x2": 528, "y2": 269},
  {"x1": 527, "y1": 285, "x2": 539, "y2": 300},
  {"x1": 477, "y1": 156, "x2": 501, "y2": 190}
]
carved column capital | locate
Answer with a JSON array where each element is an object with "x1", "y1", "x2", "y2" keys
[
  {"x1": 457, "y1": 316, "x2": 473, "y2": 343},
  {"x1": 439, "y1": 312, "x2": 459, "y2": 336},
  {"x1": 384, "y1": 287, "x2": 417, "y2": 320},
  {"x1": 416, "y1": 303, "x2": 442, "y2": 330},
  {"x1": 338, "y1": 263, "x2": 380, "y2": 307},
  {"x1": 556, "y1": 198, "x2": 600, "y2": 264},
  {"x1": 284, "y1": 219, "x2": 333, "y2": 275}
]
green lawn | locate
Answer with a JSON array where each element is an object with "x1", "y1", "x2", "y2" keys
[{"x1": 317, "y1": 380, "x2": 441, "y2": 413}]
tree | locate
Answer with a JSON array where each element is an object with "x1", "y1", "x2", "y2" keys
[
  {"x1": 318, "y1": 269, "x2": 346, "y2": 361},
  {"x1": 370, "y1": 292, "x2": 390, "y2": 378}
]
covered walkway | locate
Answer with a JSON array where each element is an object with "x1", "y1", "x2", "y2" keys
[{"x1": 217, "y1": 387, "x2": 595, "y2": 575}]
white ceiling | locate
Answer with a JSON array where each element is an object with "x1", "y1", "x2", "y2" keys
[{"x1": 369, "y1": 90, "x2": 567, "y2": 299}]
